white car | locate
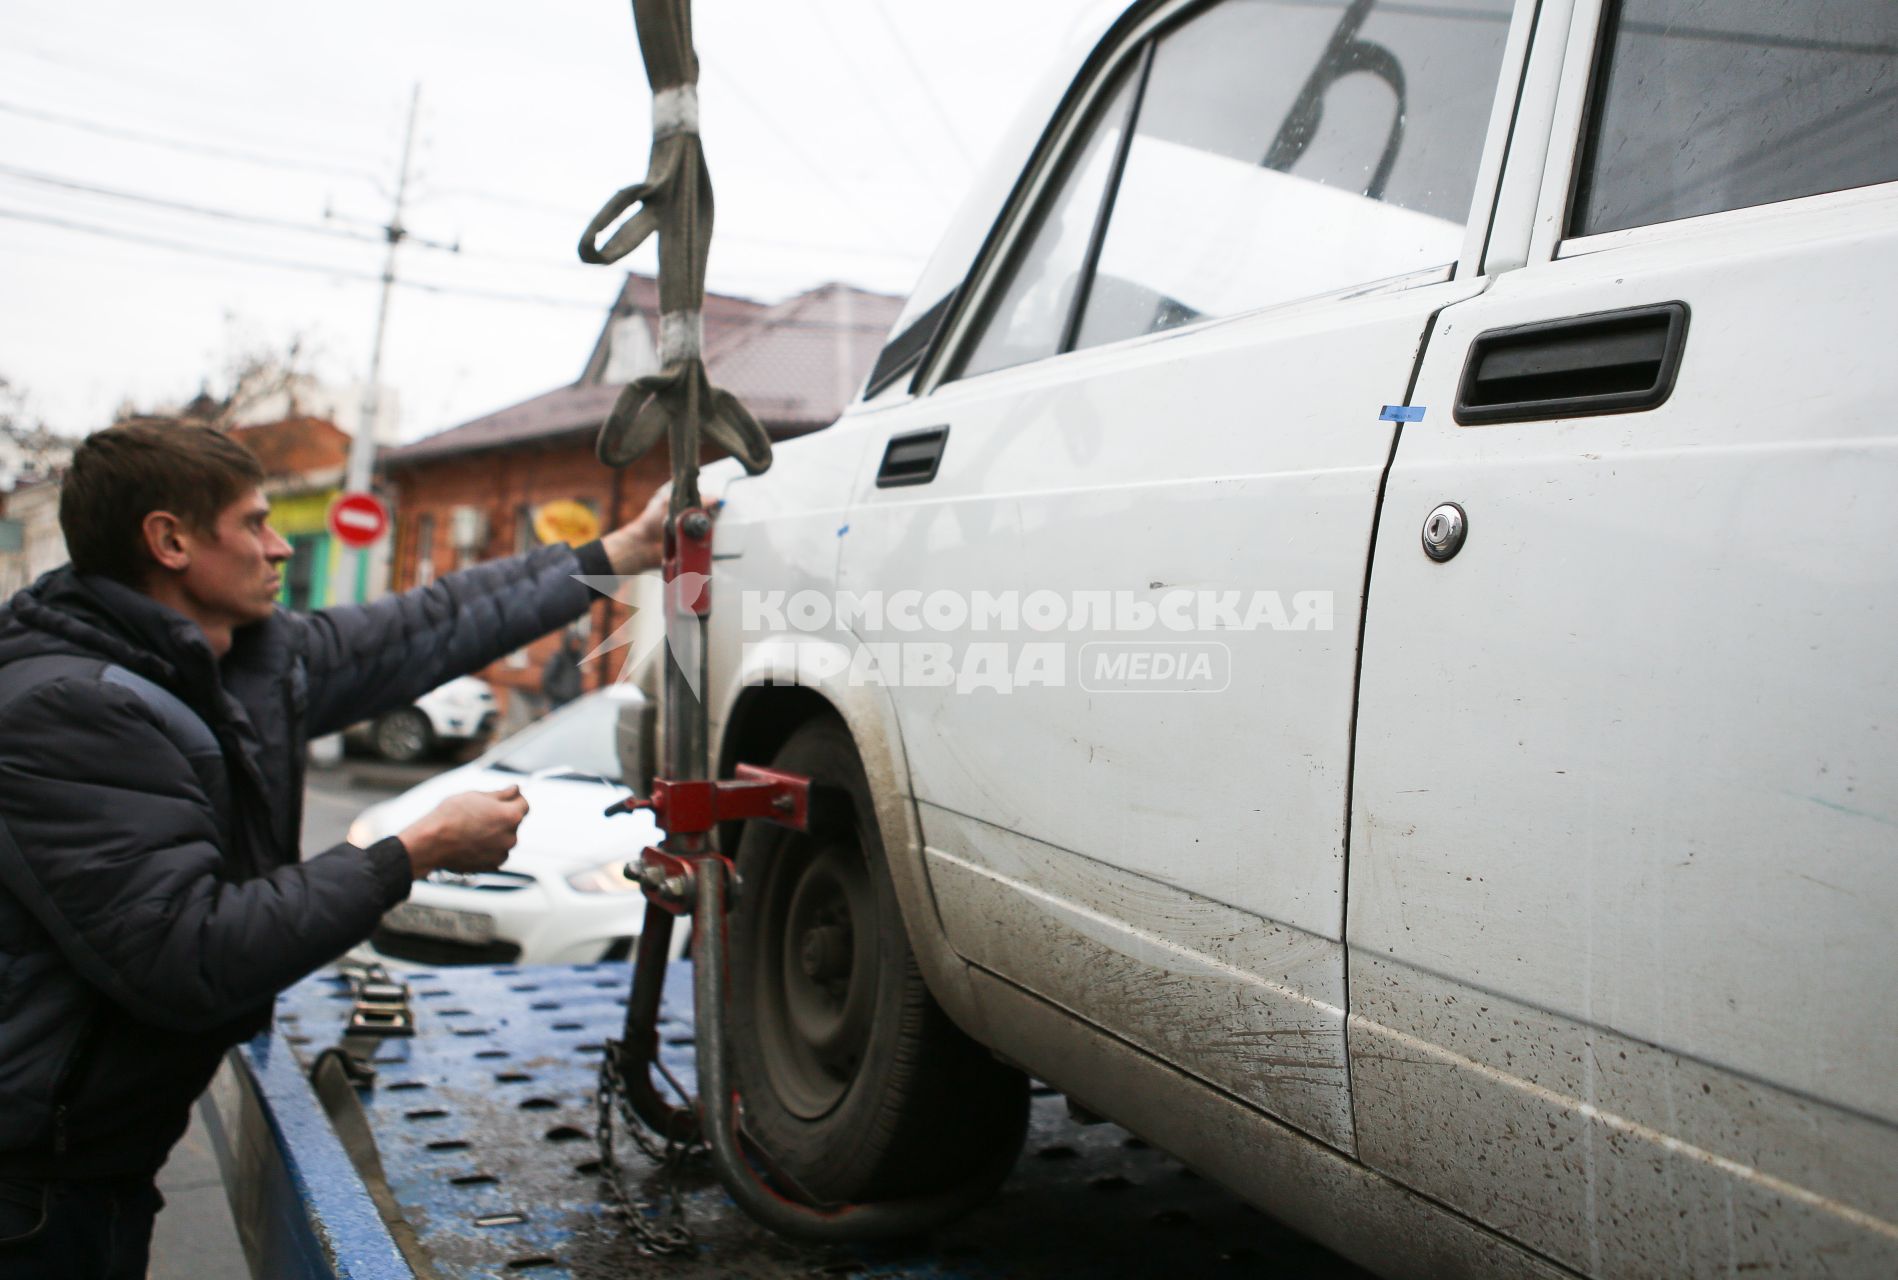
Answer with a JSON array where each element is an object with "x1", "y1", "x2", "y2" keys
[
  {"x1": 689, "y1": 0, "x2": 1898, "y2": 1273},
  {"x1": 350, "y1": 675, "x2": 498, "y2": 764},
  {"x1": 347, "y1": 683, "x2": 675, "y2": 966}
]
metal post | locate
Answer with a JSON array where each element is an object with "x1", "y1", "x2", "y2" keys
[{"x1": 334, "y1": 84, "x2": 421, "y2": 607}]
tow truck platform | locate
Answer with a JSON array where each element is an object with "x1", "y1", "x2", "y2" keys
[{"x1": 201, "y1": 960, "x2": 1365, "y2": 1279}]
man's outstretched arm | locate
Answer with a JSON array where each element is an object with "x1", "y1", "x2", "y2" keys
[
  {"x1": 0, "y1": 679, "x2": 531, "y2": 1032},
  {"x1": 294, "y1": 489, "x2": 667, "y2": 737}
]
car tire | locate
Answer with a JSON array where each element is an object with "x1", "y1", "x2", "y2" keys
[
  {"x1": 729, "y1": 719, "x2": 1029, "y2": 1204},
  {"x1": 373, "y1": 708, "x2": 434, "y2": 764}
]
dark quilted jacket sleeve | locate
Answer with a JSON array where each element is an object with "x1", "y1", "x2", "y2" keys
[
  {"x1": 294, "y1": 540, "x2": 610, "y2": 738},
  {"x1": 0, "y1": 677, "x2": 414, "y2": 1032}
]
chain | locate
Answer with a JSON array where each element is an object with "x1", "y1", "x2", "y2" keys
[{"x1": 594, "y1": 1039, "x2": 701, "y2": 1257}]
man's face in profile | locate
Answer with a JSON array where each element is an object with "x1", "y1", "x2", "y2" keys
[{"x1": 177, "y1": 488, "x2": 294, "y2": 629}]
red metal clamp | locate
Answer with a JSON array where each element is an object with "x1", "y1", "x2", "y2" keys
[
  {"x1": 603, "y1": 764, "x2": 809, "y2": 835},
  {"x1": 664, "y1": 506, "x2": 715, "y2": 617}
]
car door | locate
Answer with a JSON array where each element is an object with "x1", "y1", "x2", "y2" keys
[
  {"x1": 838, "y1": 0, "x2": 1528, "y2": 1152},
  {"x1": 1349, "y1": 0, "x2": 1898, "y2": 1273}
]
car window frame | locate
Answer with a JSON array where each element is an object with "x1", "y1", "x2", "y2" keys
[
  {"x1": 1566, "y1": 0, "x2": 1898, "y2": 242},
  {"x1": 913, "y1": 1, "x2": 1175, "y2": 396},
  {"x1": 920, "y1": 0, "x2": 1538, "y2": 397},
  {"x1": 1527, "y1": 0, "x2": 1898, "y2": 267},
  {"x1": 948, "y1": 43, "x2": 1156, "y2": 383}
]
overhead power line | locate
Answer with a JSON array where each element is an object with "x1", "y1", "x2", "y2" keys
[
  {"x1": 0, "y1": 97, "x2": 381, "y2": 184},
  {"x1": 0, "y1": 205, "x2": 900, "y2": 330},
  {"x1": 798, "y1": 0, "x2": 947, "y2": 200},
  {"x1": 2, "y1": 43, "x2": 389, "y2": 165},
  {"x1": 0, "y1": 162, "x2": 385, "y2": 244},
  {"x1": 0, "y1": 205, "x2": 396, "y2": 284},
  {"x1": 0, "y1": 205, "x2": 595, "y2": 308},
  {"x1": 424, "y1": 182, "x2": 925, "y2": 263},
  {"x1": 0, "y1": 156, "x2": 922, "y2": 275},
  {"x1": 862, "y1": 2, "x2": 976, "y2": 170},
  {"x1": 696, "y1": 53, "x2": 907, "y2": 255}
]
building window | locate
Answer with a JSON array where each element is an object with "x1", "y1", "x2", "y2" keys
[
  {"x1": 283, "y1": 533, "x2": 327, "y2": 611},
  {"x1": 414, "y1": 513, "x2": 436, "y2": 586}
]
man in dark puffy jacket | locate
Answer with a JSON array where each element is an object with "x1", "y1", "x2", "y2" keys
[{"x1": 0, "y1": 423, "x2": 662, "y2": 1278}]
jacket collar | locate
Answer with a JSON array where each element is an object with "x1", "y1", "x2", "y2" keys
[{"x1": 9, "y1": 567, "x2": 225, "y2": 714}]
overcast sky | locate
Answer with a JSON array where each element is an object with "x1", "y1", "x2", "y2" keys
[{"x1": 3, "y1": 0, "x2": 1111, "y2": 440}]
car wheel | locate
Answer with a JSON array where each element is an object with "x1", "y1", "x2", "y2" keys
[
  {"x1": 730, "y1": 719, "x2": 1028, "y2": 1204},
  {"x1": 373, "y1": 708, "x2": 434, "y2": 764}
]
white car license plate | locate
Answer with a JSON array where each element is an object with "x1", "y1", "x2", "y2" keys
[{"x1": 383, "y1": 902, "x2": 496, "y2": 946}]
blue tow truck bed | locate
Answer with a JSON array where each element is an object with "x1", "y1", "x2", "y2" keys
[{"x1": 202, "y1": 960, "x2": 1369, "y2": 1279}]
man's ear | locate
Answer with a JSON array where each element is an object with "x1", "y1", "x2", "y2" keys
[{"x1": 141, "y1": 511, "x2": 193, "y2": 574}]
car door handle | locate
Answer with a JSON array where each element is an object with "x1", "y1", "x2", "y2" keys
[
  {"x1": 876, "y1": 426, "x2": 949, "y2": 488},
  {"x1": 1454, "y1": 302, "x2": 1688, "y2": 425}
]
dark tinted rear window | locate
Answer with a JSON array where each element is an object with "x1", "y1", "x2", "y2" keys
[{"x1": 1572, "y1": 0, "x2": 1898, "y2": 236}]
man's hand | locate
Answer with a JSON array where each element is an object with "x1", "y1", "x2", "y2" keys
[
  {"x1": 600, "y1": 483, "x2": 720, "y2": 576},
  {"x1": 398, "y1": 786, "x2": 529, "y2": 880}
]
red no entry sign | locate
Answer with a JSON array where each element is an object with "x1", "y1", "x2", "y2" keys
[{"x1": 327, "y1": 492, "x2": 390, "y2": 549}]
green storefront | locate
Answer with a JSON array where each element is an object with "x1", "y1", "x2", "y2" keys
[{"x1": 269, "y1": 488, "x2": 367, "y2": 609}]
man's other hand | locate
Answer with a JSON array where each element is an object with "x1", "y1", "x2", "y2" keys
[
  {"x1": 398, "y1": 786, "x2": 530, "y2": 879},
  {"x1": 600, "y1": 482, "x2": 720, "y2": 576}
]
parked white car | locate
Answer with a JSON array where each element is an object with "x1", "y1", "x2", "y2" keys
[
  {"x1": 688, "y1": 0, "x2": 1898, "y2": 1275},
  {"x1": 347, "y1": 683, "x2": 672, "y2": 966},
  {"x1": 348, "y1": 675, "x2": 498, "y2": 764}
]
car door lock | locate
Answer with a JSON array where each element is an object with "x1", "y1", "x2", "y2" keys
[{"x1": 1422, "y1": 503, "x2": 1468, "y2": 561}]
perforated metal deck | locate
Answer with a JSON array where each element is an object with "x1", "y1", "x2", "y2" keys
[{"x1": 229, "y1": 961, "x2": 1366, "y2": 1278}]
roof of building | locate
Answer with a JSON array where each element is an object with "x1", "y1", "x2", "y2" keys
[
  {"x1": 701, "y1": 282, "x2": 906, "y2": 428},
  {"x1": 229, "y1": 416, "x2": 351, "y2": 480},
  {"x1": 384, "y1": 273, "x2": 903, "y2": 467}
]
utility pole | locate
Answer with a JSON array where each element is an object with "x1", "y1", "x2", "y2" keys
[{"x1": 334, "y1": 82, "x2": 421, "y2": 607}]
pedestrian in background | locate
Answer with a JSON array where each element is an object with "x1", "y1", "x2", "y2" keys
[{"x1": 541, "y1": 628, "x2": 585, "y2": 708}]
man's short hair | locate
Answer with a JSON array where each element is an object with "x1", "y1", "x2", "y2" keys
[{"x1": 61, "y1": 423, "x2": 266, "y2": 584}]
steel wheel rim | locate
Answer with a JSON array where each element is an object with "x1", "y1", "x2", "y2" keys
[
  {"x1": 753, "y1": 836, "x2": 877, "y2": 1119},
  {"x1": 378, "y1": 713, "x2": 426, "y2": 760}
]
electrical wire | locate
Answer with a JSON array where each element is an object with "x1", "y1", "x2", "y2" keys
[
  {"x1": 1, "y1": 205, "x2": 899, "y2": 329},
  {"x1": 0, "y1": 205, "x2": 596, "y2": 307},
  {"x1": 0, "y1": 43, "x2": 392, "y2": 165},
  {"x1": 0, "y1": 160, "x2": 917, "y2": 282},
  {"x1": 797, "y1": 0, "x2": 948, "y2": 200},
  {"x1": 695, "y1": 53, "x2": 908, "y2": 256},
  {"x1": 860, "y1": 1, "x2": 976, "y2": 171},
  {"x1": 423, "y1": 184, "x2": 925, "y2": 263},
  {"x1": 0, "y1": 98, "x2": 382, "y2": 185},
  {"x1": 0, "y1": 163, "x2": 386, "y2": 244}
]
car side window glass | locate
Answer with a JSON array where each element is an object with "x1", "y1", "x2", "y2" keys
[
  {"x1": 957, "y1": 67, "x2": 1140, "y2": 381},
  {"x1": 1572, "y1": 1, "x2": 1898, "y2": 236},
  {"x1": 1074, "y1": 0, "x2": 1513, "y2": 352}
]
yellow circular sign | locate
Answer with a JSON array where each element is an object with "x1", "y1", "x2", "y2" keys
[{"x1": 533, "y1": 499, "x2": 601, "y2": 547}]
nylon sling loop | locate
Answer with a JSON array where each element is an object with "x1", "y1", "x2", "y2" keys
[{"x1": 577, "y1": 0, "x2": 773, "y2": 488}]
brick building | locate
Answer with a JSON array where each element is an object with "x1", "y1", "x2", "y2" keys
[
  {"x1": 381, "y1": 273, "x2": 903, "y2": 728},
  {"x1": 227, "y1": 416, "x2": 369, "y2": 609}
]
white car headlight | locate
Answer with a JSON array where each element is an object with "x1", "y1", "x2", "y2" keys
[{"x1": 566, "y1": 859, "x2": 644, "y2": 895}]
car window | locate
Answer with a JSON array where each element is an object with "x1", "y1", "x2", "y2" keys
[
  {"x1": 1079, "y1": 0, "x2": 1511, "y2": 349},
  {"x1": 953, "y1": 0, "x2": 1513, "y2": 381},
  {"x1": 1571, "y1": 0, "x2": 1898, "y2": 236},
  {"x1": 487, "y1": 693, "x2": 623, "y2": 782},
  {"x1": 958, "y1": 65, "x2": 1141, "y2": 381}
]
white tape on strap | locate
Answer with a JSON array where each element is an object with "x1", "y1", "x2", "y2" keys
[
  {"x1": 660, "y1": 310, "x2": 703, "y2": 364},
  {"x1": 652, "y1": 85, "x2": 700, "y2": 140}
]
